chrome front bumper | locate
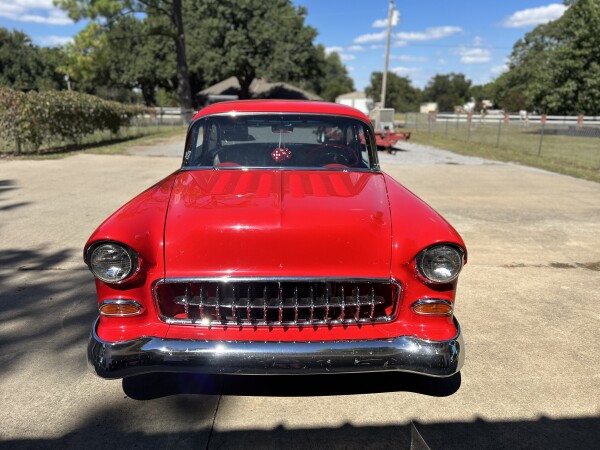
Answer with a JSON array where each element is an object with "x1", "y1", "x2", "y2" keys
[{"x1": 88, "y1": 319, "x2": 464, "y2": 379}]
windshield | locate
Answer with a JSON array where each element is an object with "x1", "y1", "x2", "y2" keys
[{"x1": 183, "y1": 114, "x2": 377, "y2": 170}]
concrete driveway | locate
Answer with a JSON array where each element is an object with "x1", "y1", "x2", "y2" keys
[{"x1": 0, "y1": 138, "x2": 598, "y2": 449}]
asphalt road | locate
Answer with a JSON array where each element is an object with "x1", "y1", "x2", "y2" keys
[{"x1": 1, "y1": 136, "x2": 599, "y2": 449}]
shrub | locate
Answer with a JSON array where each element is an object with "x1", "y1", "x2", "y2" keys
[{"x1": 0, "y1": 87, "x2": 148, "y2": 153}]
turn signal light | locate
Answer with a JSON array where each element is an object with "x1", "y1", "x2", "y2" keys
[
  {"x1": 99, "y1": 300, "x2": 143, "y2": 317},
  {"x1": 411, "y1": 299, "x2": 453, "y2": 316}
]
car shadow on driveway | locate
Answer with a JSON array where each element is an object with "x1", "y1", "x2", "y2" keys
[
  {"x1": 2, "y1": 413, "x2": 599, "y2": 449},
  {"x1": 122, "y1": 371, "x2": 462, "y2": 399},
  {"x1": 0, "y1": 248, "x2": 95, "y2": 379}
]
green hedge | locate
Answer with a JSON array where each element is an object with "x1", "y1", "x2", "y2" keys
[{"x1": 0, "y1": 88, "x2": 148, "y2": 154}]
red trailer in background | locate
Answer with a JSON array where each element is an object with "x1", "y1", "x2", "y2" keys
[
  {"x1": 371, "y1": 108, "x2": 411, "y2": 153},
  {"x1": 375, "y1": 129, "x2": 411, "y2": 152}
]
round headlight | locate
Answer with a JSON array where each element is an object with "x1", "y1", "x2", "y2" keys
[
  {"x1": 416, "y1": 244, "x2": 464, "y2": 284},
  {"x1": 88, "y1": 242, "x2": 137, "y2": 283}
]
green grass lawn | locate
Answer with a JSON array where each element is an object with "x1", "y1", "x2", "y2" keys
[
  {"x1": 408, "y1": 122, "x2": 600, "y2": 183},
  {"x1": 0, "y1": 125, "x2": 186, "y2": 159}
]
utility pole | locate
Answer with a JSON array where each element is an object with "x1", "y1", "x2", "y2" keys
[{"x1": 380, "y1": 0, "x2": 398, "y2": 108}]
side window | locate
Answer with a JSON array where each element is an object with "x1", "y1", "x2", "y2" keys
[
  {"x1": 207, "y1": 123, "x2": 219, "y2": 153},
  {"x1": 195, "y1": 124, "x2": 204, "y2": 151},
  {"x1": 344, "y1": 126, "x2": 353, "y2": 146},
  {"x1": 358, "y1": 129, "x2": 369, "y2": 166}
]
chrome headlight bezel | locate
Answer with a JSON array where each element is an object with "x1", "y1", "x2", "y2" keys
[
  {"x1": 416, "y1": 244, "x2": 465, "y2": 284},
  {"x1": 86, "y1": 241, "x2": 139, "y2": 284}
]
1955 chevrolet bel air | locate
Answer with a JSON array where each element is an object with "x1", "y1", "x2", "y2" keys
[{"x1": 85, "y1": 100, "x2": 466, "y2": 379}]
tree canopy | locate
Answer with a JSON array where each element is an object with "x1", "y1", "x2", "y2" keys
[
  {"x1": 484, "y1": 0, "x2": 600, "y2": 114},
  {"x1": 185, "y1": 0, "x2": 320, "y2": 99},
  {"x1": 4, "y1": 0, "x2": 598, "y2": 115},
  {"x1": 0, "y1": 29, "x2": 66, "y2": 91},
  {"x1": 59, "y1": 18, "x2": 177, "y2": 104},
  {"x1": 56, "y1": 0, "x2": 193, "y2": 115},
  {"x1": 300, "y1": 46, "x2": 354, "y2": 102},
  {"x1": 422, "y1": 73, "x2": 472, "y2": 112},
  {"x1": 365, "y1": 72, "x2": 421, "y2": 112},
  {"x1": 54, "y1": 0, "x2": 327, "y2": 106}
]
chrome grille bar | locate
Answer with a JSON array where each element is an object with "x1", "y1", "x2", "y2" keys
[
  {"x1": 340, "y1": 285, "x2": 345, "y2": 321},
  {"x1": 215, "y1": 284, "x2": 221, "y2": 322},
  {"x1": 246, "y1": 286, "x2": 252, "y2": 323},
  {"x1": 198, "y1": 285, "x2": 205, "y2": 318},
  {"x1": 262, "y1": 286, "x2": 268, "y2": 322},
  {"x1": 309, "y1": 285, "x2": 314, "y2": 322},
  {"x1": 155, "y1": 278, "x2": 400, "y2": 327},
  {"x1": 324, "y1": 285, "x2": 330, "y2": 322},
  {"x1": 354, "y1": 286, "x2": 361, "y2": 322},
  {"x1": 278, "y1": 284, "x2": 283, "y2": 323},
  {"x1": 293, "y1": 286, "x2": 299, "y2": 323}
]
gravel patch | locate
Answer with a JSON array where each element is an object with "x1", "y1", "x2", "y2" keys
[
  {"x1": 379, "y1": 141, "x2": 498, "y2": 166},
  {"x1": 127, "y1": 136, "x2": 186, "y2": 158}
]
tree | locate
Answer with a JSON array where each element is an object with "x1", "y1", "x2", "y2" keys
[
  {"x1": 37, "y1": 47, "x2": 70, "y2": 90},
  {"x1": 497, "y1": 0, "x2": 600, "y2": 114},
  {"x1": 186, "y1": 0, "x2": 320, "y2": 99},
  {"x1": 301, "y1": 46, "x2": 354, "y2": 101},
  {"x1": 485, "y1": 71, "x2": 531, "y2": 112},
  {"x1": 365, "y1": 72, "x2": 422, "y2": 112},
  {"x1": 0, "y1": 28, "x2": 66, "y2": 91},
  {"x1": 422, "y1": 73, "x2": 471, "y2": 112},
  {"x1": 60, "y1": 18, "x2": 177, "y2": 105},
  {"x1": 56, "y1": 0, "x2": 193, "y2": 117}
]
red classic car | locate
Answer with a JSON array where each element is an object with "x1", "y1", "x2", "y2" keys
[{"x1": 86, "y1": 100, "x2": 466, "y2": 379}]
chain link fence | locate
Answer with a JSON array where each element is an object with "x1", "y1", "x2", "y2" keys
[{"x1": 404, "y1": 112, "x2": 600, "y2": 174}]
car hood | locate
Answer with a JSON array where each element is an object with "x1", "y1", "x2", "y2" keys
[{"x1": 164, "y1": 170, "x2": 391, "y2": 278}]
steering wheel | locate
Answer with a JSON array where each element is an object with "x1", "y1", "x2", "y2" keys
[{"x1": 307, "y1": 144, "x2": 358, "y2": 167}]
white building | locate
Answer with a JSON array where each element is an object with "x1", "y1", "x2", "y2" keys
[
  {"x1": 420, "y1": 102, "x2": 438, "y2": 114},
  {"x1": 335, "y1": 92, "x2": 373, "y2": 116}
]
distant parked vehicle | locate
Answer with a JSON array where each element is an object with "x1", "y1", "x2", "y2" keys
[{"x1": 370, "y1": 107, "x2": 411, "y2": 152}]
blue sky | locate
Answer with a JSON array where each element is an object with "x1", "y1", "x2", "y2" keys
[{"x1": 1, "y1": 1, "x2": 568, "y2": 90}]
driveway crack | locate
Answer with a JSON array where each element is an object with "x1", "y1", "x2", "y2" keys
[{"x1": 205, "y1": 394, "x2": 222, "y2": 450}]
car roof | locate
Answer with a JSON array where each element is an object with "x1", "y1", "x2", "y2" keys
[{"x1": 192, "y1": 100, "x2": 370, "y2": 122}]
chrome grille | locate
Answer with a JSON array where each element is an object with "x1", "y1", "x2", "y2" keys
[{"x1": 154, "y1": 278, "x2": 399, "y2": 326}]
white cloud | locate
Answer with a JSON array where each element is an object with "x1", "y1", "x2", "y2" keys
[
  {"x1": 491, "y1": 61, "x2": 509, "y2": 76},
  {"x1": 372, "y1": 18, "x2": 388, "y2": 28},
  {"x1": 325, "y1": 46, "x2": 361, "y2": 60},
  {"x1": 346, "y1": 45, "x2": 365, "y2": 52},
  {"x1": 503, "y1": 3, "x2": 567, "y2": 28},
  {"x1": 347, "y1": 66, "x2": 355, "y2": 73},
  {"x1": 0, "y1": 0, "x2": 73, "y2": 25},
  {"x1": 354, "y1": 31, "x2": 387, "y2": 44},
  {"x1": 396, "y1": 26, "x2": 462, "y2": 41},
  {"x1": 390, "y1": 55, "x2": 428, "y2": 63},
  {"x1": 37, "y1": 35, "x2": 73, "y2": 46},
  {"x1": 392, "y1": 40, "x2": 408, "y2": 48},
  {"x1": 11, "y1": 0, "x2": 55, "y2": 7},
  {"x1": 325, "y1": 46, "x2": 344, "y2": 55},
  {"x1": 458, "y1": 47, "x2": 492, "y2": 64},
  {"x1": 438, "y1": 58, "x2": 448, "y2": 65},
  {"x1": 390, "y1": 66, "x2": 421, "y2": 75}
]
